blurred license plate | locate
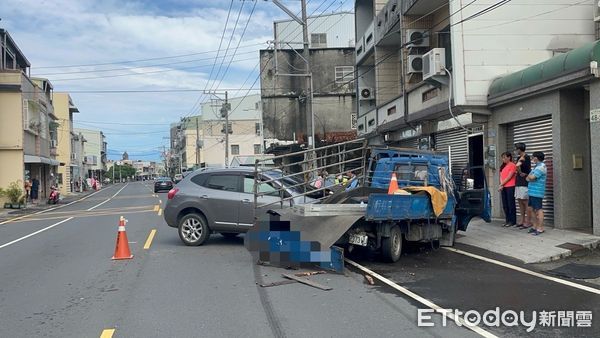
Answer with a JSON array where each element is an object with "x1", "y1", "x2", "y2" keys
[{"x1": 349, "y1": 234, "x2": 368, "y2": 246}]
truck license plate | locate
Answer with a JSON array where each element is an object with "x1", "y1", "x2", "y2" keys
[{"x1": 349, "y1": 234, "x2": 368, "y2": 246}]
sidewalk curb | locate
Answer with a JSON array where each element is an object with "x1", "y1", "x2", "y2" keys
[{"x1": 456, "y1": 219, "x2": 600, "y2": 264}]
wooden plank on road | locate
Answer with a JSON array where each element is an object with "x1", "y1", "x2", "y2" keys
[{"x1": 282, "y1": 273, "x2": 332, "y2": 291}]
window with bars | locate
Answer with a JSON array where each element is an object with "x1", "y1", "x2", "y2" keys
[
  {"x1": 254, "y1": 144, "x2": 261, "y2": 154},
  {"x1": 231, "y1": 144, "x2": 240, "y2": 155},
  {"x1": 335, "y1": 66, "x2": 354, "y2": 84},
  {"x1": 255, "y1": 122, "x2": 261, "y2": 136},
  {"x1": 311, "y1": 33, "x2": 327, "y2": 48}
]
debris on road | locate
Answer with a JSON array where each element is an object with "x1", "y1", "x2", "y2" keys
[
  {"x1": 258, "y1": 280, "x2": 297, "y2": 288},
  {"x1": 294, "y1": 271, "x2": 326, "y2": 277},
  {"x1": 282, "y1": 273, "x2": 333, "y2": 291},
  {"x1": 364, "y1": 275, "x2": 375, "y2": 285}
]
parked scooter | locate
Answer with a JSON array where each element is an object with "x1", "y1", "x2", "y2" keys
[{"x1": 48, "y1": 185, "x2": 60, "y2": 204}]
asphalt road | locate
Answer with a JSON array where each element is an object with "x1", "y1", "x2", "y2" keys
[{"x1": 0, "y1": 181, "x2": 598, "y2": 337}]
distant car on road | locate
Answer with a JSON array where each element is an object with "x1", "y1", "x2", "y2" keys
[
  {"x1": 154, "y1": 177, "x2": 174, "y2": 193},
  {"x1": 173, "y1": 173, "x2": 184, "y2": 183},
  {"x1": 163, "y1": 167, "x2": 317, "y2": 246}
]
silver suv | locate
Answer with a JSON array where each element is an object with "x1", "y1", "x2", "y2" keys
[{"x1": 163, "y1": 167, "x2": 316, "y2": 246}]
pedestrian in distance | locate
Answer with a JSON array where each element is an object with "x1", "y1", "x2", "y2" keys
[
  {"x1": 526, "y1": 151, "x2": 547, "y2": 236},
  {"x1": 499, "y1": 151, "x2": 517, "y2": 227},
  {"x1": 514, "y1": 142, "x2": 533, "y2": 229},
  {"x1": 30, "y1": 177, "x2": 39, "y2": 204},
  {"x1": 24, "y1": 179, "x2": 32, "y2": 203}
]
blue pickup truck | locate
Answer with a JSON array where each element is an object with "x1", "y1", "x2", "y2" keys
[
  {"x1": 246, "y1": 146, "x2": 491, "y2": 269},
  {"x1": 334, "y1": 148, "x2": 491, "y2": 262}
]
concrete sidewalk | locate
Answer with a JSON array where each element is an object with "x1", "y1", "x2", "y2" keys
[{"x1": 457, "y1": 219, "x2": 600, "y2": 264}]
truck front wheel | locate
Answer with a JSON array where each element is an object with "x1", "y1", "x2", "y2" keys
[{"x1": 381, "y1": 225, "x2": 402, "y2": 262}]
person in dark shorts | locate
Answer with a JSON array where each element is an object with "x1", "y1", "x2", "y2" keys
[
  {"x1": 526, "y1": 152, "x2": 547, "y2": 235},
  {"x1": 498, "y1": 151, "x2": 517, "y2": 226},
  {"x1": 514, "y1": 143, "x2": 532, "y2": 229}
]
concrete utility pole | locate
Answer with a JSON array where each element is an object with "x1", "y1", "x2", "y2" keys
[
  {"x1": 300, "y1": 0, "x2": 314, "y2": 148},
  {"x1": 221, "y1": 91, "x2": 230, "y2": 167},
  {"x1": 195, "y1": 117, "x2": 199, "y2": 166},
  {"x1": 271, "y1": 0, "x2": 314, "y2": 146}
]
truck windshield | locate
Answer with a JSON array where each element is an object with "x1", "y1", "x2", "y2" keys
[{"x1": 394, "y1": 164, "x2": 428, "y2": 183}]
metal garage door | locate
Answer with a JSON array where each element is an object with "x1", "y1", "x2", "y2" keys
[
  {"x1": 506, "y1": 116, "x2": 554, "y2": 225},
  {"x1": 397, "y1": 137, "x2": 419, "y2": 149},
  {"x1": 434, "y1": 128, "x2": 468, "y2": 180}
]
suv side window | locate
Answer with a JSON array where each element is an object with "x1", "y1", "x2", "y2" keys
[
  {"x1": 203, "y1": 174, "x2": 239, "y2": 192},
  {"x1": 190, "y1": 173, "x2": 208, "y2": 186},
  {"x1": 243, "y1": 175, "x2": 278, "y2": 195}
]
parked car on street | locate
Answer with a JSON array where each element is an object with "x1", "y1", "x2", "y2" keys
[
  {"x1": 163, "y1": 167, "x2": 317, "y2": 246},
  {"x1": 154, "y1": 177, "x2": 174, "y2": 193},
  {"x1": 173, "y1": 173, "x2": 183, "y2": 183}
]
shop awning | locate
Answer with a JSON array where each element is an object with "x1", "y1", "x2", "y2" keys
[
  {"x1": 24, "y1": 155, "x2": 60, "y2": 166},
  {"x1": 489, "y1": 39, "x2": 600, "y2": 98}
]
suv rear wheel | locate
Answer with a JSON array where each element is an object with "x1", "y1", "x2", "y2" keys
[{"x1": 178, "y1": 213, "x2": 209, "y2": 246}]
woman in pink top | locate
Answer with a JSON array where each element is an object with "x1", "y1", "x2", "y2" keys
[{"x1": 499, "y1": 151, "x2": 517, "y2": 227}]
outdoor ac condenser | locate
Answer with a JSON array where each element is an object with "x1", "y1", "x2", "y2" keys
[{"x1": 423, "y1": 48, "x2": 446, "y2": 81}]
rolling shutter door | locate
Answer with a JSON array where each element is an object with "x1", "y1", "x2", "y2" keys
[
  {"x1": 434, "y1": 128, "x2": 468, "y2": 180},
  {"x1": 506, "y1": 116, "x2": 554, "y2": 225},
  {"x1": 397, "y1": 137, "x2": 419, "y2": 149}
]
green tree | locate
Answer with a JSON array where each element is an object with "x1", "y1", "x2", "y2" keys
[{"x1": 106, "y1": 164, "x2": 136, "y2": 181}]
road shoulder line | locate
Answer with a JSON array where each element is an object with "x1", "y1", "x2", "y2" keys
[
  {"x1": 0, "y1": 217, "x2": 74, "y2": 249},
  {"x1": 345, "y1": 258, "x2": 498, "y2": 338}
]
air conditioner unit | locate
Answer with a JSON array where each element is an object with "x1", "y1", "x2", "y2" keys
[
  {"x1": 407, "y1": 55, "x2": 423, "y2": 74},
  {"x1": 406, "y1": 29, "x2": 429, "y2": 48},
  {"x1": 423, "y1": 48, "x2": 447, "y2": 81},
  {"x1": 359, "y1": 87, "x2": 374, "y2": 100}
]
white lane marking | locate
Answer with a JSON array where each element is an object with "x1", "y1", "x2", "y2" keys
[
  {"x1": 444, "y1": 247, "x2": 600, "y2": 295},
  {"x1": 0, "y1": 217, "x2": 74, "y2": 249},
  {"x1": 87, "y1": 184, "x2": 129, "y2": 211},
  {"x1": 345, "y1": 258, "x2": 498, "y2": 338},
  {"x1": 0, "y1": 187, "x2": 110, "y2": 226}
]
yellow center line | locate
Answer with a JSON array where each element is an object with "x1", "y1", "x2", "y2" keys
[
  {"x1": 9, "y1": 209, "x2": 155, "y2": 223},
  {"x1": 158, "y1": 208, "x2": 163, "y2": 216},
  {"x1": 144, "y1": 229, "x2": 157, "y2": 249},
  {"x1": 153, "y1": 205, "x2": 159, "y2": 212},
  {"x1": 100, "y1": 328, "x2": 115, "y2": 338}
]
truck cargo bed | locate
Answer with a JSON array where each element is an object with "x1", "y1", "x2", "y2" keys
[{"x1": 365, "y1": 193, "x2": 455, "y2": 221}]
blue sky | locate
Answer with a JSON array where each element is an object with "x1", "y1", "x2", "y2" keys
[{"x1": 1, "y1": 0, "x2": 353, "y2": 161}]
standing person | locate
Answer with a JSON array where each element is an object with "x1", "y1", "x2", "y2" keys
[
  {"x1": 30, "y1": 177, "x2": 39, "y2": 204},
  {"x1": 498, "y1": 152, "x2": 517, "y2": 227},
  {"x1": 526, "y1": 152, "x2": 547, "y2": 235},
  {"x1": 514, "y1": 143, "x2": 532, "y2": 229},
  {"x1": 24, "y1": 179, "x2": 32, "y2": 203}
]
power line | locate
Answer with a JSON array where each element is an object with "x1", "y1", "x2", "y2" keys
[
  {"x1": 32, "y1": 42, "x2": 266, "y2": 69},
  {"x1": 209, "y1": 0, "x2": 246, "y2": 92},
  {"x1": 32, "y1": 49, "x2": 259, "y2": 76},
  {"x1": 213, "y1": 0, "x2": 258, "y2": 91},
  {"x1": 183, "y1": 0, "x2": 236, "y2": 121},
  {"x1": 47, "y1": 55, "x2": 257, "y2": 81}
]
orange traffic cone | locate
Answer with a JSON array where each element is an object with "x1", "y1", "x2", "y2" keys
[
  {"x1": 112, "y1": 216, "x2": 133, "y2": 260},
  {"x1": 387, "y1": 172, "x2": 399, "y2": 195}
]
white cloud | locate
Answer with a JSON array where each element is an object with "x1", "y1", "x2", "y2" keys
[{"x1": 2, "y1": 0, "x2": 350, "y2": 160}]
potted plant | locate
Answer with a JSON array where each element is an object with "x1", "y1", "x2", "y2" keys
[{"x1": 1, "y1": 181, "x2": 26, "y2": 209}]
